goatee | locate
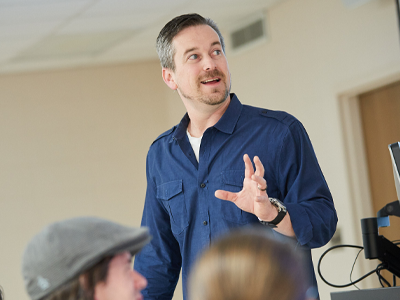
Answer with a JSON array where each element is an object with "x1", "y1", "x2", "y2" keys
[{"x1": 178, "y1": 69, "x2": 231, "y2": 105}]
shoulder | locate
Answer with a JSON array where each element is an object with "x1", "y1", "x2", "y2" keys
[
  {"x1": 242, "y1": 104, "x2": 299, "y2": 127},
  {"x1": 150, "y1": 126, "x2": 177, "y2": 146}
]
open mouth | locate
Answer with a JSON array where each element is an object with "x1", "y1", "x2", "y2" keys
[{"x1": 201, "y1": 78, "x2": 221, "y2": 84}]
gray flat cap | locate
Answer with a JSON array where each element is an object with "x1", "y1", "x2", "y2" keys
[{"x1": 22, "y1": 217, "x2": 151, "y2": 300}]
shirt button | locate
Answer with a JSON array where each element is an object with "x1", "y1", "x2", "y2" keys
[
  {"x1": 200, "y1": 183, "x2": 206, "y2": 188},
  {"x1": 203, "y1": 221, "x2": 208, "y2": 225}
]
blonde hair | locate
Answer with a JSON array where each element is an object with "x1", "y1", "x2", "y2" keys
[{"x1": 189, "y1": 228, "x2": 308, "y2": 300}]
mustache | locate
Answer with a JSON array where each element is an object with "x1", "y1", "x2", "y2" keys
[{"x1": 198, "y1": 69, "x2": 225, "y2": 82}]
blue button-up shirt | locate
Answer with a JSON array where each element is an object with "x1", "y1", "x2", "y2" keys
[{"x1": 134, "y1": 94, "x2": 337, "y2": 300}]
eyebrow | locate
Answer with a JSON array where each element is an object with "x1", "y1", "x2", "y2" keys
[{"x1": 183, "y1": 41, "x2": 221, "y2": 57}]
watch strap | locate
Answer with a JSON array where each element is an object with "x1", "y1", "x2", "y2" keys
[{"x1": 259, "y1": 198, "x2": 287, "y2": 228}]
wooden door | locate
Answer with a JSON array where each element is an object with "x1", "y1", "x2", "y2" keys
[{"x1": 359, "y1": 80, "x2": 400, "y2": 285}]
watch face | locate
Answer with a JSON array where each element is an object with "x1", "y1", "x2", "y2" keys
[{"x1": 270, "y1": 198, "x2": 286, "y2": 212}]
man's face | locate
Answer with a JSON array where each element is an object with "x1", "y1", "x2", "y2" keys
[
  {"x1": 94, "y1": 252, "x2": 147, "y2": 300},
  {"x1": 165, "y1": 24, "x2": 231, "y2": 107}
]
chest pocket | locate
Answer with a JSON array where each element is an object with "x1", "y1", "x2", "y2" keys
[
  {"x1": 157, "y1": 180, "x2": 189, "y2": 235},
  {"x1": 220, "y1": 170, "x2": 256, "y2": 224}
]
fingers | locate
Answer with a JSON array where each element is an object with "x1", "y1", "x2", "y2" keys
[
  {"x1": 252, "y1": 156, "x2": 267, "y2": 192},
  {"x1": 253, "y1": 156, "x2": 265, "y2": 177},
  {"x1": 252, "y1": 174, "x2": 267, "y2": 189},
  {"x1": 215, "y1": 190, "x2": 237, "y2": 202},
  {"x1": 243, "y1": 154, "x2": 254, "y2": 179}
]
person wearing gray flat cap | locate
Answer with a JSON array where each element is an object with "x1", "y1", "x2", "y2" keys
[{"x1": 22, "y1": 216, "x2": 152, "y2": 300}]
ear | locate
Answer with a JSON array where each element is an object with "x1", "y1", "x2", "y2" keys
[{"x1": 162, "y1": 68, "x2": 178, "y2": 90}]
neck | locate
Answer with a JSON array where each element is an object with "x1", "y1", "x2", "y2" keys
[{"x1": 185, "y1": 95, "x2": 231, "y2": 138}]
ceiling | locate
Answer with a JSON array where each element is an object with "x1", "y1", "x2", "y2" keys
[{"x1": 0, "y1": 0, "x2": 285, "y2": 74}]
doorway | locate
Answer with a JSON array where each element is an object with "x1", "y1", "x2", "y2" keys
[{"x1": 358, "y1": 80, "x2": 400, "y2": 286}]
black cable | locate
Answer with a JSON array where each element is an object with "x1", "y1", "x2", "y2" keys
[
  {"x1": 376, "y1": 264, "x2": 384, "y2": 287},
  {"x1": 317, "y1": 244, "x2": 378, "y2": 288},
  {"x1": 391, "y1": 240, "x2": 399, "y2": 286},
  {"x1": 319, "y1": 238, "x2": 400, "y2": 288},
  {"x1": 377, "y1": 263, "x2": 391, "y2": 287},
  {"x1": 349, "y1": 248, "x2": 364, "y2": 290}
]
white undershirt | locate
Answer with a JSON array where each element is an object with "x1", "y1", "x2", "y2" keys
[{"x1": 186, "y1": 130, "x2": 202, "y2": 162}]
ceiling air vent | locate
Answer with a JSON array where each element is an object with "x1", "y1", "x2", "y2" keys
[{"x1": 230, "y1": 15, "x2": 266, "y2": 52}]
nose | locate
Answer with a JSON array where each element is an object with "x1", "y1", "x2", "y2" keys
[
  {"x1": 203, "y1": 55, "x2": 217, "y2": 71},
  {"x1": 132, "y1": 270, "x2": 147, "y2": 291}
]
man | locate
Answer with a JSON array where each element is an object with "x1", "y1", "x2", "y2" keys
[
  {"x1": 22, "y1": 217, "x2": 152, "y2": 300},
  {"x1": 134, "y1": 13, "x2": 337, "y2": 300}
]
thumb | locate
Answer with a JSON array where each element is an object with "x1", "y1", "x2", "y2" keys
[{"x1": 215, "y1": 190, "x2": 237, "y2": 202}]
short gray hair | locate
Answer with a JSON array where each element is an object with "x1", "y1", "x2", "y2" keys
[{"x1": 156, "y1": 13, "x2": 225, "y2": 71}]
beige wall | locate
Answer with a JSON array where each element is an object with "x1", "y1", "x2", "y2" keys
[
  {"x1": 1, "y1": 0, "x2": 400, "y2": 300},
  {"x1": 0, "y1": 60, "x2": 177, "y2": 300}
]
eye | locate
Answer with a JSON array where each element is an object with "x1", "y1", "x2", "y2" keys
[
  {"x1": 189, "y1": 54, "x2": 198, "y2": 60},
  {"x1": 213, "y1": 50, "x2": 221, "y2": 56}
]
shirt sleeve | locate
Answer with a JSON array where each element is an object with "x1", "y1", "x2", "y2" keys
[
  {"x1": 277, "y1": 120, "x2": 338, "y2": 248},
  {"x1": 134, "y1": 154, "x2": 182, "y2": 300}
]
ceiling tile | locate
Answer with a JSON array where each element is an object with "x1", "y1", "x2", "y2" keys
[
  {"x1": 0, "y1": 0, "x2": 286, "y2": 74},
  {"x1": 13, "y1": 30, "x2": 135, "y2": 61},
  {"x1": 341, "y1": 0, "x2": 375, "y2": 8},
  {"x1": 0, "y1": 0, "x2": 87, "y2": 6},
  {"x1": 83, "y1": 0, "x2": 190, "y2": 16},
  {"x1": 59, "y1": 11, "x2": 167, "y2": 34},
  {"x1": 100, "y1": 26, "x2": 159, "y2": 56},
  {"x1": 0, "y1": 38, "x2": 38, "y2": 61},
  {"x1": 0, "y1": 0, "x2": 93, "y2": 24},
  {"x1": 0, "y1": 21, "x2": 63, "y2": 39}
]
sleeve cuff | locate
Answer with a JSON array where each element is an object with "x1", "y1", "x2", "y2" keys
[{"x1": 286, "y1": 203, "x2": 313, "y2": 246}]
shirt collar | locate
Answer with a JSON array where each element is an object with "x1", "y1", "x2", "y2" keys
[
  {"x1": 214, "y1": 93, "x2": 242, "y2": 135},
  {"x1": 173, "y1": 93, "x2": 242, "y2": 141}
]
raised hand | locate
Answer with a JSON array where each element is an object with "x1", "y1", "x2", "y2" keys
[{"x1": 215, "y1": 154, "x2": 277, "y2": 222}]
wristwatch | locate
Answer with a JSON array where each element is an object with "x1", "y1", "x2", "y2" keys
[{"x1": 259, "y1": 198, "x2": 287, "y2": 228}]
